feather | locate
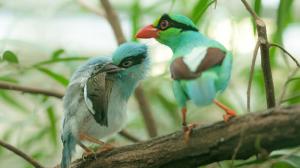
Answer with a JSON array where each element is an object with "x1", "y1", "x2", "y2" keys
[
  {"x1": 84, "y1": 63, "x2": 121, "y2": 127},
  {"x1": 170, "y1": 47, "x2": 225, "y2": 80}
]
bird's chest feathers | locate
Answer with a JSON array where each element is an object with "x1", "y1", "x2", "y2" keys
[
  {"x1": 182, "y1": 47, "x2": 207, "y2": 72},
  {"x1": 170, "y1": 47, "x2": 225, "y2": 80}
]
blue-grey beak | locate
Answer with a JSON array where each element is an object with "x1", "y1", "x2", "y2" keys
[{"x1": 105, "y1": 63, "x2": 125, "y2": 73}]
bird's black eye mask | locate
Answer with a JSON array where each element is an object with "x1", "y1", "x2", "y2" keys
[
  {"x1": 156, "y1": 14, "x2": 198, "y2": 32},
  {"x1": 118, "y1": 53, "x2": 146, "y2": 68}
]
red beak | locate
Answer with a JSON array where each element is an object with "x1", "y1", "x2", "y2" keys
[{"x1": 135, "y1": 25, "x2": 159, "y2": 39}]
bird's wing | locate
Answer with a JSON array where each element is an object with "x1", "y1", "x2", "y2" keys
[
  {"x1": 83, "y1": 63, "x2": 121, "y2": 126},
  {"x1": 170, "y1": 47, "x2": 225, "y2": 80}
]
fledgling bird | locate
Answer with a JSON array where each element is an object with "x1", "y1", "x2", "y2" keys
[
  {"x1": 60, "y1": 42, "x2": 149, "y2": 168},
  {"x1": 136, "y1": 14, "x2": 236, "y2": 141}
]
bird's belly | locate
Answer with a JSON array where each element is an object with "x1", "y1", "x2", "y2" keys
[{"x1": 82, "y1": 107, "x2": 127, "y2": 139}]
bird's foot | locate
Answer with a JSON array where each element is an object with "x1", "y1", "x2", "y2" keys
[
  {"x1": 223, "y1": 109, "x2": 236, "y2": 122},
  {"x1": 96, "y1": 143, "x2": 115, "y2": 153},
  {"x1": 82, "y1": 150, "x2": 97, "y2": 161},
  {"x1": 183, "y1": 123, "x2": 197, "y2": 144}
]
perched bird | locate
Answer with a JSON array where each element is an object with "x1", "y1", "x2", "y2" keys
[
  {"x1": 60, "y1": 42, "x2": 149, "y2": 168},
  {"x1": 136, "y1": 13, "x2": 236, "y2": 141}
]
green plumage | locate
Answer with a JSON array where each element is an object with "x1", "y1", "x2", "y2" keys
[{"x1": 153, "y1": 14, "x2": 233, "y2": 107}]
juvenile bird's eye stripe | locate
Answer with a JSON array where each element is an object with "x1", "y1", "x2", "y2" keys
[
  {"x1": 157, "y1": 14, "x2": 198, "y2": 32},
  {"x1": 118, "y1": 54, "x2": 146, "y2": 68}
]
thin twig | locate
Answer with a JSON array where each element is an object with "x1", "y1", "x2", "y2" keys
[
  {"x1": 269, "y1": 43, "x2": 300, "y2": 67},
  {"x1": 99, "y1": 0, "x2": 157, "y2": 137},
  {"x1": 241, "y1": 0, "x2": 260, "y2": 20},
  {"x1": 0, "y1": 140, "x2": 45, "y2": 168},
  {"x1": 119, "y1": 130, "x2": 140, "y2": 142},
  {"x1": 231, "y1": 128, "x2": 245, "y2": 167},
  {"x1": 0, "y1": 81, "x2": 63, "y2": 98},
  {"x1": 78, "y1": 0, "x2": 104, "y2": 16},
  {"x1": 278, "y1": 69, "x2": 299, "y2": 105},
  {"x1": 134, "y1": 87, "x2": 158, "y2": 137},
  {"x1": 100, "y1": 0, "x2": 126, "y2": 44},
  {"x1": 247, "y1": 40, "x2": 260, "y2": 113},
  {"x1": 214, "y1": 0, "x2": 218, "y2": 9},
  {"x1": 281, "y1": 93, "x2": 300, "y2": 103},
  {"x1": 241, "y1": 0, "x2": 276, "y2": 108}
]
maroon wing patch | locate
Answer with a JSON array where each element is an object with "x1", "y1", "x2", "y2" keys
[{"x1": 170, "y1": 47, "x2": 226, "y2": 80}]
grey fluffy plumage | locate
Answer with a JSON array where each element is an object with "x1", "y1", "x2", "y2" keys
[{"x1": 60, "y1": 42, "x2": 149, "y2": 168}]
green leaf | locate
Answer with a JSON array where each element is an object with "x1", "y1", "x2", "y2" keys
[
  {"x1": 254, "y1": 0, "x2": 262, "y2": 16},
  {"x1": 275, "y1": 0, "x2": 294, "y2": 43},
  {"x1": 52, "y1": 49, "x2": 65, "y2": 59},
  {"x1": 252, "y1": 0, "x2": 262, "y2": 33},
  {"x1": 0, "y1": 76, "x2": 18, "y2": 83},
  {"x1": 2, "y1": 50, "x2": 19, "y2": 64},
  {"x1": 0, "y1": 91, "x2": 30, "y2": 113},
  {"x1": 270, "y1": 0, "x2": 294, "y2": 65},
  {"x1": 36, "y1": 66, "x2": 69, "y2": 86},
  {"x1": 155, "y1": 92, "x2": 180, "y2": 124},
  {"x1": 33, "y1": 57, "x2": 88, "y2": 67},
  {"x1": 22, "y1": 127, "x2": 48, "y2": 146},
  {"x1": 130, "y1": 0, "x2": 141, "y2": 41},
  {"x1": 46, "y1": 106, "x2": 58, "y2": 146},
  {"x1": 272, "y1": 161, "x2": 296, "y2": 168},
  {"x1": 234, "y1": 155, "x2": 281, "y2": 167},
  {"x1": 190, "y1": 0, "x2": 215, "y2": 25}
]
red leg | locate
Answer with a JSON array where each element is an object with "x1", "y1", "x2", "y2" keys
[
  {"x1": 213, "y1": 99, "x2": 236, "y2": 122},
  {"x1": 79, "y1": 133, "x2": 114, "y2": 155},
  {"x1": 181, "y1": 107, "x2": 187, "y2": 130},
  {"x1": 78, "y1": 141, "x2": 96, "y2": 160},
  {"x1": 181, "y1": 107, "x2": 197, "y2": 143}
]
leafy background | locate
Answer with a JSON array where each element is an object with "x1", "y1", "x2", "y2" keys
[{"x1": 0, "y1": 0, "x2": 300, "y2": 167}]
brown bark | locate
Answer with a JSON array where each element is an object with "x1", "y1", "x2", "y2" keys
[{"x1": 70, "y1": 105, "x2": 300, "y2": 168}]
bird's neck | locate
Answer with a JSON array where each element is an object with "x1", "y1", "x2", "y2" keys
[
  {"x1": 116, "y1": 78, "x2": 138, "y2": 100},
  {"x1": 159, "y1": 31, "x2": 209, "y2": 58},
  {"x1": 115, "y1": 62, "x2": 149, "y2": 99}
]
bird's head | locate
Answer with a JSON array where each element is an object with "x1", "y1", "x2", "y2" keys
[
  {"x1": 136, "y1": 13, "x2": 198, "y2": 45},
  {"x1": 112, "y1": 42, "x2": 149, "y2": 80}
]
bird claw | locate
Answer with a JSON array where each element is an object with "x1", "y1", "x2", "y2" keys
[
  {"x1": 82, "y1": 150, "x2": 97, "y2": 161},
  {"x1": 96, "y1": 143, "x2": 115, "y2": 153},
  {"x1": 223, "y1": 109, "x2": 236, "y2": 122},
  {"x1": 183, "y1": 123, "x2": 197, "y2": 144}
]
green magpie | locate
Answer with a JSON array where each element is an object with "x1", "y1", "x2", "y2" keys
[
  {"x1": 61, "y1": 42, "x2": 150, "y2": 168},
  {"x1": 136, "y1": 13, "x2": 236, "y2": 142}
]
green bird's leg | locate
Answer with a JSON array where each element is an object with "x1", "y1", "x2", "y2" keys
[{"x1": 213, "y1": 99, "x2": 236, "y2": 122}]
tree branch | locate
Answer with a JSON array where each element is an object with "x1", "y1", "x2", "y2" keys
[
  {"x1": 241, "y1": 0, "x2": 276, "y2": 108},
  {"x1": 0, "y1": 140, "x2": 45, "y2": 168},
  {"x1": 134, "y1": 86, "x2": 158, "y2": 137},
  {"x1": 0, "y1": 81, "x2": 63, "y2": 98},
  {"x1": 99, "y1": 0, "x2": 157, "y2": 137},
  {"x1": 78, "y1": 0, "x2": 103, "y2": 16},
  {"x1": 70, "y1": 105, "x2": 300, "y2": 168},
  {"x1": 100, "y1": 0, "x2": 126, "y2": 44}
]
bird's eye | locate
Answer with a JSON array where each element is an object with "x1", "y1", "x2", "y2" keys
[
  {"x1": 160, "y1": 20, "x2": 169, "y2": 30},
  {"x1": 121, "y1": 60, "x2": 133, "y2": 68}
]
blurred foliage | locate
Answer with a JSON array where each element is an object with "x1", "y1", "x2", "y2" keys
[{"x1": 0, "y1": 0, "x2": 300, "y2": 168}]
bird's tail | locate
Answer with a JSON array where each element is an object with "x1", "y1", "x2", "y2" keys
[{"x1": 61, "y1": 132, "x2": 76, "y2": 168}]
